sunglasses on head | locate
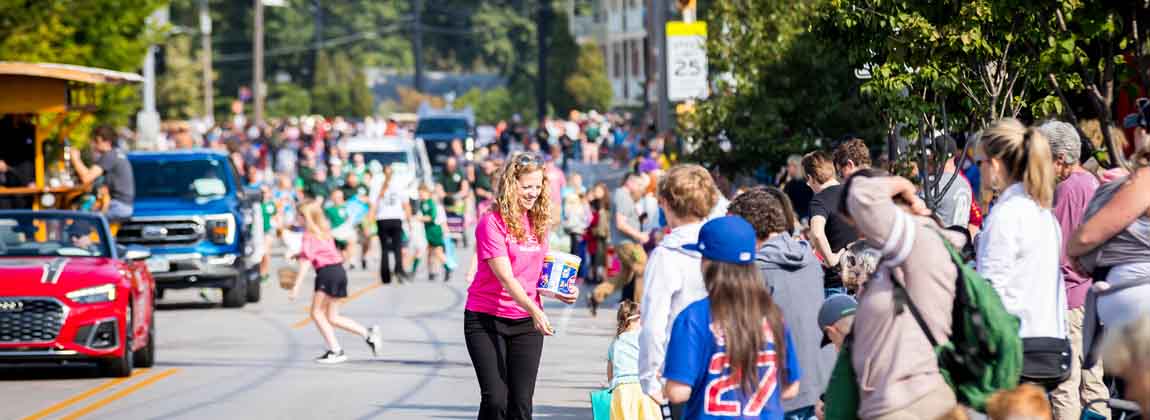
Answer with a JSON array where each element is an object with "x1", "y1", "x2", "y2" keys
[{"x1": 513, "y1": 153, "x2": 541, "y2": 166}]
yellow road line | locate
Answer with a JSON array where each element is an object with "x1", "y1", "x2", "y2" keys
[
  {"x1": 59, "y1": 368, "x2": 180, "y2": 420},
  {"x1": 19, "y1": 369, "x2": 153, "y2": 420},
  {"x1": 291, "y1": 282, "x2": 382, "y2": 329}
]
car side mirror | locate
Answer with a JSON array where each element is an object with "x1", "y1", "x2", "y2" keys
[{"x1": 124, "y1": 246, "x2": 152, "y2": 261}]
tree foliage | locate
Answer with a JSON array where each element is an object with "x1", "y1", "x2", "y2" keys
[
  {"x1": 563, "y1": 42, "x2": 614, "y2": 113},
  {"x1": 311, "y1": 50, "x2": 373, "y2": 118},
  {"x1": 820, "y1": 0, "x2": 1150, "y2": 166},
  {"x1": 157, "y1": 35, "x2": 203, "y2": 120},
  {"x1": 267, "y1": 82, "x2": 311, "y2": 118},
  {"x1": 455, "y1": 87, "x2": 517, "y2": 124},
  {"x1": 0, "y1": 0, "x2": 166, "y2": 126},
  {"x1": 686, "y1": 0, "x2": 885, "y2": 173}
]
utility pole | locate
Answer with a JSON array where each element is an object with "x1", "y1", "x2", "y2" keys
[
  {"x1": 537, "y1": 0, "x2": 550, "y2": 123},
  {"x1": 253, "y1": 0, "x2": 265, "y2": 124},
  {"x1": 412, "y1": 0, "x2": 424, "y2": 92},
  {"x1": 200, "y1": 0, "x2": 214, "y2": 124},
  {"x1": 137, "y1": 7, "x2": 166, "y2": 150},
  {"x1": 653, "y1": 0, "x2": 670, "y2": 134}
]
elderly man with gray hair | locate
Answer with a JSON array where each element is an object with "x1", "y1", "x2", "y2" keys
[{"x1": 1039, "y1": 120, "x2": 1111, "y2": 420}]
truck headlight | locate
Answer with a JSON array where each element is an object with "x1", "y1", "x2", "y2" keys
[
  {"x1": 205, "y1": 214, "x2": 236, "y2": 245},
  {"x1": 67, "y1": 284, "x2": 117, "y2": 304}
]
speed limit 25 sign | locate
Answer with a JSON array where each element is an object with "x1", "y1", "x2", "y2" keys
[{"x1": 666, "y1": 21, "x2": 708, "y2": 101}]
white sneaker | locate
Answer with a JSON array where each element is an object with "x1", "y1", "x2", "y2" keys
[
  {"x1": 315, "y1": 350, "x2": 347, "y2": 364},
  {"x1": 366, "y1": 326, "x2": 383, "y2": 357}
]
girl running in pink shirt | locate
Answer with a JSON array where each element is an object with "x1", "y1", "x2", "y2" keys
[{"x1": 291, "y1": 201, "x2": 382, "y2": 364}]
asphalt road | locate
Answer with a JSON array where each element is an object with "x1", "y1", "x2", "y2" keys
[{"x1": 0, "y1": 246, "x2": 619, "y2": 420}]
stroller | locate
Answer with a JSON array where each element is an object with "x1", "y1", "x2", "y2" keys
[
  {"x1": 1083, "y1": 398, "x2": 1141, "y2": 419},
  {"x1": 443, "y1": 195, "x2": 468, "y2": 247}
]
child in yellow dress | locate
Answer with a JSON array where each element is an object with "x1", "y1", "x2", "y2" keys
[{"x1": 609, "y1": 300, "x2": 662, "y2": 420}]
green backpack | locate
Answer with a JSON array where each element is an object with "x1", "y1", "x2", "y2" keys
[{"x1": 825, "y1": 232, "x2": 1023, "y2": 418}]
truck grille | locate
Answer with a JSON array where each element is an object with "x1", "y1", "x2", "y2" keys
[
  {"x1": 118, "y1": 219, "x2": 204, "y2": 246},
  {"x1": 0, "y1": 298, "x2": 66, "y2": 343}
]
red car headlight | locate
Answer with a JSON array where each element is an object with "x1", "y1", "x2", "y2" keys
[{"x1": 66, "y1": 284, "x2": 117, "y2": 304}]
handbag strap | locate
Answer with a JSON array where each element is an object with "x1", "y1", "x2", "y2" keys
[{"x1": 1049, "y1": 213, "x2": 1069, "y2": 339}]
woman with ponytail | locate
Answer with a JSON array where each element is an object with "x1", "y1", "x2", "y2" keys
[
  {"x1": 663, "y1": 216, "x2": 800, "y2": 419},
  {"x1": 975, "y1": 118, "x2": 1069, "y2": 384}
]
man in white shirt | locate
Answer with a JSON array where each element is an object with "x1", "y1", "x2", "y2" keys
[{"x1": 636, "y1": 165, "x2": 718, "y2": 403}]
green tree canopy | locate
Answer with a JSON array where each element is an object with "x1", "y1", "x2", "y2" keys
[
  {"x1": 0, "y1": 0, "x2": 166, "y2": 126},
  {"x1": 158, "y1": 35, "x2": 203, "y2": 120},
  {"x1": 564, "y1": 42, "x2": 613, "y2": 113},
  {"x1": 686, "y1": 0, "x2": 885, "y2": 173}
]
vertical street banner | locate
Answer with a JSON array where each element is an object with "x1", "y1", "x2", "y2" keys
[{"x1": 666, "y1": 21, "x2": 708, "y2": 101}]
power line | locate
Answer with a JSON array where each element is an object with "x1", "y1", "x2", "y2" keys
[{"x1": 213, "y1": 22, "x2": 408, "y2": 63}]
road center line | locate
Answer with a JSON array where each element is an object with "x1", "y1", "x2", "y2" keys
[
  {"x1": 19, "y1": 369, "x2": 152, "y2": 420},
  {"x1": 58, "y1": 368, "x2": 181, "y2": 420},
  {"x1": 291, "y1": 282, "x2": 382, "y2": 329}
]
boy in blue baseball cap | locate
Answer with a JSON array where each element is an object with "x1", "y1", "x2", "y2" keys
[{"x1": 663, "y1": 216, "x2": 802, "y2": 419}]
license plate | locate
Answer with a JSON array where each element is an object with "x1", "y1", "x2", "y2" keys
[{"x1": 146, "y1": 256, "x2": 170, "y2": 273}]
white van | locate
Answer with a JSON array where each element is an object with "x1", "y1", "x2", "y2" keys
[{"x1": 343, "y1": 135, "x2": 433, "y2": 200}]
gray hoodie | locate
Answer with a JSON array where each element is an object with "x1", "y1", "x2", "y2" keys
[{"x1": 757, "y1": 234, "x2": 835, "y2": 412}]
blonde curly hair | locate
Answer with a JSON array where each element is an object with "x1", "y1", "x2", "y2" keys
[{"x1": 494, "y1": 152, "x2": 552, "y2": 243}]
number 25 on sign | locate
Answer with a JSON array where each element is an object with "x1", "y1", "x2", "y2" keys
[{"x1": 666, "y1": 21, "x2": 708, "y2": 101}]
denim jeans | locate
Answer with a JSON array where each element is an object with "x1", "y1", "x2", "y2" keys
[
  {"x1": 106, "y1": 200, "x2": 133, "y2": 221},
  {"x1": 785, "y1": 406, "x2": 817, "y2": 420}
]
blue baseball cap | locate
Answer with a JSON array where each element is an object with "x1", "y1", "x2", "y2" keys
[{"x1": 684, "y1": 216, "x2": 757, "y2": 264}]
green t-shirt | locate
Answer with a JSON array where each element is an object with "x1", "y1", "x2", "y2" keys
[
  {"x1": 474, "y1": 170, "x2": 492, "y2": 194},
  {"x1": 438, "y1": 169, "x2": 465, "y2": 194},
  {"x1": 325, "y1": 203, "x2": 349, "y2": 228},
  {"x1": 419, "y1": 199, "x2": 439, "y2": 227},
  {"x1": 261, "y1": 201, "x2": 276, "y2": 232}
]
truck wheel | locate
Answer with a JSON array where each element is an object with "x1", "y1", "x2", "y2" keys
[
  {"x1": 246, "y1": 276, "x2": 262, "y2": 303},
  {"x1": 222, "y1": 277, "x2": 247, "y2": 308}
]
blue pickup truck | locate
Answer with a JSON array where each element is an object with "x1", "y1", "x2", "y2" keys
[{"x1": 117, "y1": 150, "x2": 262, "y2": 308}]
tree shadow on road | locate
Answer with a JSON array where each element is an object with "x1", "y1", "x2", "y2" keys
[
  {"x1": 155, "y1": 301, "x2": 219, "y2": 311},
  {"x1": 0, "y1": 363, "x2": 103, "y2": 381},
  {"x1": 375, "y1": 403, "x2": 591, "y2": 419}
]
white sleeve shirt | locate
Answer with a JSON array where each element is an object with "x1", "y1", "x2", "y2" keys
[{"x1": 976, "y1": 183, "x2": 1067, "y2": 339}]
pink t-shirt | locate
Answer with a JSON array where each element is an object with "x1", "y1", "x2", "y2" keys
[
  {"x1": 466, "y1": 211, "x2": 548, "y2": 319},
  {"x1": 298, "y1": 233, "x2": 343, "y2": 269}
]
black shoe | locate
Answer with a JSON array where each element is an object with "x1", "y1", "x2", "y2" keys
[
  {"x1": 588, "y1": 295, "x2": 600, "y2": 317},
  {"x1": 315, "y1": 350, "x2": 347, "y2": 364},
  {"x1": 361, "y1": 259, "x2": 368, "y2": 270},
  {"x1": 444, "y1": 269, "x2": 453, "y2": 282},
  {"x1": 366, "y1": 326, "x2": 382, "y2": 357}
]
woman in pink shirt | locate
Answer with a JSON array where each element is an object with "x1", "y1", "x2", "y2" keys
[
  {"x1": 465, "y1": 152, "x2": 578, "y2": 420},
  {"x1": 291, "y1": 200, "x2": 382, "y2": 364}
]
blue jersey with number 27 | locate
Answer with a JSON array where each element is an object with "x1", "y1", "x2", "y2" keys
[{"x1": 664, "y1": 298, "x2": 801, "y2": 420}]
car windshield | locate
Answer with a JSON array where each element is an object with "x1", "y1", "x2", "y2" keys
[
  {"x1": 415, "y1": 118, "x2": 469, "y2": 136},
  {"x1": 130, "y1": 158, "x2": 231, "y2": 198},
  {"x1": 0, "y1": 213, "x2": 110, "y2": 258},
  {"x1": 360, "y1": 151, "x2": 411, "y2": 174}
]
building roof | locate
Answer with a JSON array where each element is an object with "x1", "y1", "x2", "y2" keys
[{"x1": 0, "y1": 62, "x2": 143, "y2": 84}]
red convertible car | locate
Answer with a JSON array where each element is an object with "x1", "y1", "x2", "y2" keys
[{"x1": 0, "y1": 211, "x2": 156, "y2": 377}]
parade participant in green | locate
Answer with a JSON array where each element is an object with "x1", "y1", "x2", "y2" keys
[
  {"x1": 325, "y1": 189, "x2": 355, "y2": 263},
  {"x1": 418, "y1": 183, "x2": 449, "y2": 281}
]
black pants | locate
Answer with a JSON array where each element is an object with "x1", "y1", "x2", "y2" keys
[
  {"x1": 464, "y1": 310, "x2": 544, "y2": 420},
  {"x1": 376, "y1": 219, "x2": 405, "y2": 284}
]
